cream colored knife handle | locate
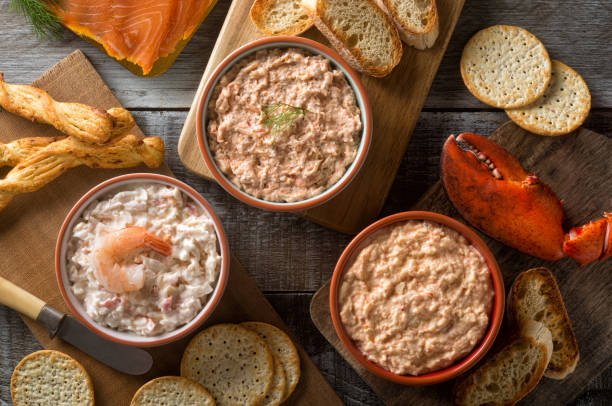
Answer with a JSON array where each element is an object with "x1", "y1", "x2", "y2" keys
[{"x1": 0, "y1": 276, "x2": 45, "y2": 320}]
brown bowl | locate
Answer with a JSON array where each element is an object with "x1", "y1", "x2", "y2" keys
[
  {"x1": 55, "y1": 173, "x2": 230, "y2": 347},
  {"x1": 329, "y1": 211, "x2": 505, "y2": 385},
  {"x1": 196, "y1": 36, "x2": 372, "y2": 212}
]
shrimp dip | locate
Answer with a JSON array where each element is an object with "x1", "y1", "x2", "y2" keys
[
  {"x1": 66, "y1": 183, "x2": 222, "y2": 336},
  {"x1": 339, "y1": 220, "x2": 494, "y2": 376},
  {"x1": 207, "y1": 47, "x2": 362, "y2": 202}
]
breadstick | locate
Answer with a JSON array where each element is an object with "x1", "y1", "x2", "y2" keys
[
  {"x1": 0, "y1": 73, "x2": 134, "y2": 144},
  {"x1": 0, "y1": 137, "x2": 59, "y2": 167},
  {"x1": 0, "y1": 134, "x2": 164, "y2": 211}
]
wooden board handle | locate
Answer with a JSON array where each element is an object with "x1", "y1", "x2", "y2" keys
[{"x1": 0, "y1": 276, "x2": 45, "y2": 320}]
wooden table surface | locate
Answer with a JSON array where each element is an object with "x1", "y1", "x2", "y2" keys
[{"x1": 0, "y1": 0, "x2": 610, "y2": 405}]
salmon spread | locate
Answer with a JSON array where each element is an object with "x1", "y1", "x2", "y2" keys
[
  {"x1": 339, "y1": 220, "x2": 494, "y2": 375},
  {"x1": 66, "y1": 184, "x2": 222, "y2": 336},
  {"x1": 207, "y1": 47, "x2": 362, "y2": 202}
]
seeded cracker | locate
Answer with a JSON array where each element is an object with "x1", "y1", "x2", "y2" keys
[
  {"x1": 506, "y1": 60, "x2": 591, "y2": 136},
  {"x1": 130, "y1": 376, "x2": 215, "y2": 406},
  {"x1": 10, "y1": 350, "x2": 94, "y2": 406},
  {"x1": 460, "y1": 25, "x2": 551, "y2": 108},
  {"x1": 181, "y1": 323, "x2": 274, "y2": 406},
  {"x1": 241, "y1": 321, "x2": 301, "y2": 402}
]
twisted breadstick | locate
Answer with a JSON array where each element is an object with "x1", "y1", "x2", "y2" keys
[
  {"x1": 0, "y1": 137, "x2": 59, "y2": 167},
  {"x1": 0, "y1": 73, "x2": 134, "y2": 144},
  {"x1": 0, "y1": 134, "x2": 164, "y2": 210}
]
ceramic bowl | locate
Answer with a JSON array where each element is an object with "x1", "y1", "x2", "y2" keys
[
  {"x1": 329, "y1": 211, "x2": 505, "y2": 385},
  {"x1": 196, "y1": 36, "x2": 372, "y2": 212},
  {"x1": 55, "y1": 173, "x2": 230, "y2": 347}
]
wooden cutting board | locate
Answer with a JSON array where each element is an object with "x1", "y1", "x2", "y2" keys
[
  {"x1": 310, "y1": 122, "x2": 612, "y2": 405},
  {"x1": 0, "y1": 50, "x2": 342, "y2": 406},
  {"x1": 177, "y1": 0, "x2": 465, "y2": 234}
]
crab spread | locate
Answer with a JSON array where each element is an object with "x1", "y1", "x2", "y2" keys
[
  {"x1": 66, "y1": 183, "x2": 222, "y2": 336},
  {"x1": 207, "y1": 47, "x2": 362, "y2": 202},
  {"x1": 339, "y1": 220, "x2": 494, "y2": 375}
]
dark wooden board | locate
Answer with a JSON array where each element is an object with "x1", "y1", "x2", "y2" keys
[
  {"x1": 177, "y1": 0, "x2": 465, "y2": 234},
  {"x1": 0, "y1": 50, "x2": 342, "y2": 406},
  {"x1": 310, "y1": 122, "x2": 612, "y2": 405}
]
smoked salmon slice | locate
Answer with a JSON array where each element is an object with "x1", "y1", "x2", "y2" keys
[
  {"x1": 158, "y1": 0, "x2": 216, "y2": 58},
  {"x1": 56, "y1": 0, "x2": 216, "y2": 75}
]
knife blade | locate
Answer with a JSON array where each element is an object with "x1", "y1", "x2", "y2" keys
[{"x1": 0, "y1": 276, "x2": 153, "y2": 375}]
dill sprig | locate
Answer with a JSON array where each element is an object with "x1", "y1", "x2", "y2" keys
[
  {"x1": 9, "y1": 0, "x2": 64, "y2": 40},
  {"x1": 261, "y1": 102, "x2": 310, "y2": 137}
]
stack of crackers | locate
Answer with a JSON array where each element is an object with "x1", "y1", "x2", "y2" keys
[
  {"x1": 460, "y1": 25, "x2": 591, "y2": 136},
  {"x1": 179, "y1": 322, "x2": 301, "y2": 406},
  {"x1": 10, "y1": 322, "x2": 301, "y2": 406}
]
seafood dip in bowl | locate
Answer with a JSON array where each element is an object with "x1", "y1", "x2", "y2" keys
[
  {"x1": 55, "y1": 173, "x2": 229, "y2": 347},
  {"x1": 196, "y1": 36, "x2": 372, "y2": 212},
  {"x1": 329, "y1": 211, "x2": 504, "y2": 385}
]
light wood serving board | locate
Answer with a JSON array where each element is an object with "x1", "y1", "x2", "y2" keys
[
  {"x1": 310, "y1": 122, "x2": 612, "y2": 405},
  {"x1": 178, "y1": 0, "x2": 465, "y2": 234},
  {"x1": 0, "y1": 50, "x2": 342, "y2": 406}
]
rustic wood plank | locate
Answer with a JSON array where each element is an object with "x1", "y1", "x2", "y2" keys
[{"x1": 1, "y1": 0, "x2": 611, "y2": 109}]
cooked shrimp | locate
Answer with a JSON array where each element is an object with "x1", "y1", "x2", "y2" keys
[{"x1": 91, "y1": 226, "x2": 172, "y2": 293}]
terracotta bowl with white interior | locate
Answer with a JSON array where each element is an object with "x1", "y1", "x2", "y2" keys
[
  {"x1": 196, "y1": 35, "x2": 373, "y2": 212},
  {"x1": 55, "y1": 173, "x2": 230, "y2": 347}
]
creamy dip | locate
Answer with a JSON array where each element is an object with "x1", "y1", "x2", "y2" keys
[
  {"x1": 207, "y1": 47, "x2": 362, "y2": 202},
  {"x1": 66, "y1": 183, "x2": 222, "y2": 336},
  {"x1": 339, "y1": 220, "x2": 493, "y2": 375}
]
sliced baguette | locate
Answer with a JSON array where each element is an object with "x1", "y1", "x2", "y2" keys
[
  {"x1": 301, "y1": 0, "x2": 403, "y2": 77},
  {"x1": 454, "y1": 321, "x2": 553, "y2": 406},
  {"x1": 508, "y1": 267, "x2": 579, "y2": 379},
  {"x1": 250, "y1": 0, "x2": 313, "y2": 36},
  {"x1": 375, "y1": 0, "x2": 439, "y2": 49}
]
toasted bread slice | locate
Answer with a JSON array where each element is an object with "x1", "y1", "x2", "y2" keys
[
  {"x1": 508, "y1": 267, "x2": 579, "y2": 379},
  {"x1": 375, "y1": 0, "x2": 439, "y2": 49},
  {"x1": 250, "y1": 0, "x2": 313, "y2": 36},
  {"x1": 454, "y1": 321, "x2": 553, "y2": 406},
  {"x1": 301, "y1": 0, "x2": 403, "y2": 77}
]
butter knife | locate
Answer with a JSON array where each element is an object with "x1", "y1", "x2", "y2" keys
[{"x1": 0, "y1": 276, "x2": 153, "y2": 375}]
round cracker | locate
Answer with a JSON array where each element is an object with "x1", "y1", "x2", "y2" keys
[
  {"x1": 241, "y1": 322, "x2": 301, "y2": 402},
  {"x1": 181, "y1": 323, "x2": 274, "y2": 406},
  {"x1": 460, "y1": 25, "x2": 551, "y2": 108},
  {"x1": 130, "y1": 376, "x2": 215, "y2": 406},
  {"x1": 259, "y1": 354, "x2": 287, "y2": 406},
  {"x1": 10, "y1": 350, "x2": 94, "y2": 406},
  {"x1": 505, "y1": 60, "x2": 591, "y2": 136}
]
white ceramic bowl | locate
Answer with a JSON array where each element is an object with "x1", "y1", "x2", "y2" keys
[{"x1": 55, "y1": 173, "x2": 230, "y2": 347}]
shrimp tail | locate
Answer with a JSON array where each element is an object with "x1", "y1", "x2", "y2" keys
[{"x1": 144, "y1": 234, "x2": 172, "y2": 256}]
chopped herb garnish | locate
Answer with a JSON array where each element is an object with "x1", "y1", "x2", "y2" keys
[
  {"x1": 10, "y1": 0, "x2": 64, "y2": 40},
  {"x1": 261, "y1": 102, "x2": 310, "y2": 136}
]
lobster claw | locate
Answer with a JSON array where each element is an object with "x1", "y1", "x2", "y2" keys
[
  {"x1": 441, "y1": 133, "x2": 565, "y2": 261},
  {"x1": 564, "y1": 213, "x2": 612, "y2": 266}
]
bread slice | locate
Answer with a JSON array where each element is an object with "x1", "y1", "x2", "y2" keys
[
  {"x1": 375, "y1": 0, "x2": 439, "y2": 49},
  {"x1": 250, "y1": 0, "x2": 313, "y2": 36},
  {"x1": 301, "y1": 0, "x2": 403, "y2": 77},
  {"x1": 454, "y1": 321, "x2": 553, "y2": 406},
  {"x1": 508, "y1": 267, "x2": 579, "y2": 379}
]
